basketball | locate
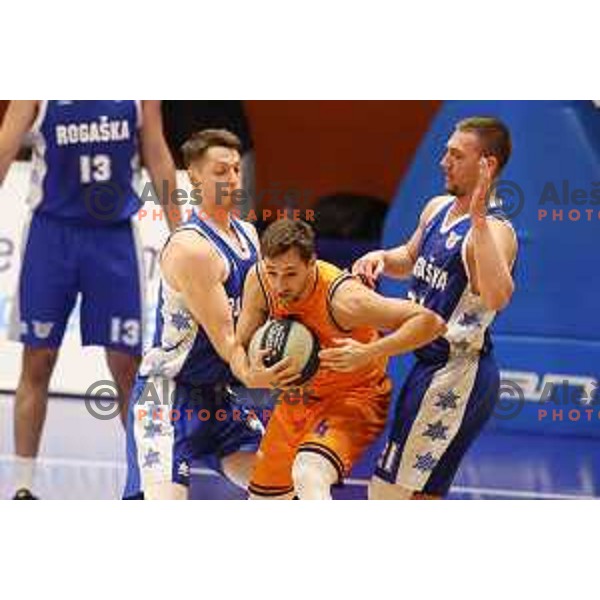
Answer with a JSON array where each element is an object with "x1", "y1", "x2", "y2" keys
[{"x1": 248, "y1": 318, "x2": 320, "y2": 385}]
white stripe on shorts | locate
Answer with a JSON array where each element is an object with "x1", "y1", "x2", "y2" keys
[
  {"x1": 394, "y1": 353, "x2": 480, "y2": 491},
  {"x1": 133, "y1": 375, "x2": 176, "y2": 490},
  {"x1": 130, "y1": 217, "x2": 147, "y2": 351}
]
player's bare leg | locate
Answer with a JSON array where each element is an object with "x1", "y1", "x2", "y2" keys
[
  {"x1": 368, "y1": 477, "x2": 413, "y2": 499},
  {"x1": 221, "y1": 450, "x2": 256, "y2": 490},
  {"x1": 248, "y1": 491, "x2": 296, "y2": 500},
  {"x1": 144, "y1": 482, "x2": 188, "y2": 500},
  {"x1": 13, "y1": 347, "x2": 59, "y2": 497},
  {"x1": 292, "y1": 452, "x2": 338, "y2": 500},
  {"x1": 368, "y1": 476, "x2": 441, "y2": 500},
  {"x1": 105, "y1": 349, "x2": 140, "y2": 428}
]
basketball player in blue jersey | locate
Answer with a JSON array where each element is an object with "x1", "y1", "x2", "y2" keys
[
  {"x1": 0, "y1": 100, "x2": 178, "y2": 499},
  {"x1": 348, "y1": 117, "x2": 518, "y2": 499},
  {"x1": 123, "y1": 129, "x2": 287, "y2": 500}
]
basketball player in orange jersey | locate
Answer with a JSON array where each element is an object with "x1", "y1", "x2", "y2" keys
[{"x1": 230, "y1": 219, "x2": 446, "y2": 499}]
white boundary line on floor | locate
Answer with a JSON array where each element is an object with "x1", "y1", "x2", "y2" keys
[{"x1": 0, "y1": 454, "x2": 595, "y2": 500}]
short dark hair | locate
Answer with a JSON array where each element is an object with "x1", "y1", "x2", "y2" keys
[
  {"x1": 456, "y1": 116, "x2": 512, "y2": 172},
  {"x1": 260, "y1": 219, "x2": 316, "y2": 262},
  {"x1": 181, "y1": 128, "x2": 242, "y2": 168}
]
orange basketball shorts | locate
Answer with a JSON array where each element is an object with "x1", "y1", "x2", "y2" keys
[{"x1": 248, "y1": 387, "x2": 391, "y2": 498}]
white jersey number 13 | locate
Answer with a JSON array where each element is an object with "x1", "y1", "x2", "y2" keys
[{"x1": 80, "y1": 154, "x2": 111, "y2": 183}]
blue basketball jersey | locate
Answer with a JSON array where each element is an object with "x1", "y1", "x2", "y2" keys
[
  {"x1": 140, "y1": 212, "x2": 258, "y2": 385},
  {"x1": 408, "y1": 196, "x2": 515, "y2": 363},
  {"x1": 27, "y1": 100, "x2": 142, "y2": 224}
]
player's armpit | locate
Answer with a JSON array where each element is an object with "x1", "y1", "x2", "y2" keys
[
  {"x1": 161, "y1": 231, "x2": 235, "y2": 363},
  {"x1": 403, "y1": 195, "x2": 452, "y2": 263}
]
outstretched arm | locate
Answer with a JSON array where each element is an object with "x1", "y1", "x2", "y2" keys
[
  {"x1": 352, "y1": 195, "x2": 448, "y2": 285},
  {"x1": 140, "y1": 100, "x2": 179, "y2": 233},
  {"x1": 0, "y1": 100, "x2": 38, "y2": 186},
  {"x1": 319, "y1": 278, "x2": 446, "y2": 372}
]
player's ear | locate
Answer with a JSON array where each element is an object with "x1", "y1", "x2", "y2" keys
[
  {"x1": 187, "y1": 170, "x2": 198, "y2": 188},
  {"x1": 187, "y1": 161, "x2": 202, "y2": 188},
  {"x1": 485, "y1": 155, "x2": 499, "y2": 178}
]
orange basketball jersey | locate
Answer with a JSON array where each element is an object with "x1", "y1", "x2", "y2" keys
[{"x1": 257, "y1": 260, "x2": 391, "y2": 398}]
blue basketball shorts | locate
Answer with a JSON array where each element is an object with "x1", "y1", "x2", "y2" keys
[
  {"x1": 123, "y1": 375, "x2": 263, "y2": 498},
  {"x1": 8, "y1": 211, "x2": 145, "y2": 355},
  {"x1": 373, "y1": 352, "x2": 499, "y2": 496}
]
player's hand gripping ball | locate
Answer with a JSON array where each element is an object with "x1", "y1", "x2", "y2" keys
[{"x1": 248, "y1": 318, "x2": 320, "y2": 386}]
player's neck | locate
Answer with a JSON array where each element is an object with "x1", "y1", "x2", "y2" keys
[
  {"x1": 200, "y1": 205, "x2": 233, "y2": 233},
  {"x1": 451, "y1": 195, "x2": 471, "y2": 216}
]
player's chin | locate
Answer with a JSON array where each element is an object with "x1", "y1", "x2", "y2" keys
[{"x1": 219, "y1": 198, "x2": 236, "y2": 212}]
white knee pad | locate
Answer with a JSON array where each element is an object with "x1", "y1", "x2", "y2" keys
[{"x1": 292, "y1": 452, "x2": 337, "y2": 500}]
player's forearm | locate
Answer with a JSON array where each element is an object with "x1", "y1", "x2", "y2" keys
[
  {"x1": 470, "y1": 219, "x2": 514, "y2": 311},
  {"x1": 205, "y1": 330, "x2": 237, "y2": 365},
  {"x1": 366, "y1": 311, "x2": 446, "y2": 360},
  {"x1": 147, "y1": 158, "x2": 180, "y2": 232},
  {"x1": 0, "y1": 159, "x2": 10, "y2": 187},
  {"x1": 382, "y1": 246, "x2": 415, "y2": 279},
  {"x1": 230, "y1": 343, "x2": 252, "y2": 386},
  {"x1": 0, "y1": 143, "x2": 19, "y2": 187},
  {"x1": 0, "y1": 100, "x2": 37, "y2": 187}
]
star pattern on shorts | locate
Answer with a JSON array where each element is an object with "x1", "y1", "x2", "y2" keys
[
  {"x1": 452, "y1": 339, "x2": 472, "y2": 353},
  {"x1": 170, "y1": 310, "x2": 192, "y2": 332},
  {"x1": 422, "y1": 420, "x2": 449, "y2": 441},
  {"x1": 458, "y1": 312, "x2": 481, "y2": 327},
  {"x1": 413, "y1": 452, "x2": 438, "y2": 473},
  {"x1": 148, "y1": 357, "x2": 169, "y2": 376},
  {"x1": 435, "y1": 389, "x2": 460, "y2": 410},
  {"x1": 143, "y1": 421, "x2": 164, "y2": 439},
  {"x1": 142, "y1": 449, "x2": 161, "y2": 468}
]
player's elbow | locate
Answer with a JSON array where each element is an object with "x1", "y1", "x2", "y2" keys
[
  {"x1": 407, "y1": 308, "x2": 446, "y2": 344},
  {"x1": 482, "y1": 279, "x2": 514, "y2": 312},
  {"x1": 426, "y1": 310, "x2": 447, "y2": 339}
]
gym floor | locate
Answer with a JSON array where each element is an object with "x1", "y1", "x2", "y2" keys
[{"x1": 1, "y1": 394, "x2": 598, "y2": 500}]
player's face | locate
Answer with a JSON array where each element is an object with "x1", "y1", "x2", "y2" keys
[
  {"x1": 188, "y1": 146, "x2": 242, "y2": 211},
  {"x1": 263, "y1": 249, "x2": 316, "y2": 304},
  {"x1": 440, "y1": 131, "x2": 484, "y2": 198}
]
